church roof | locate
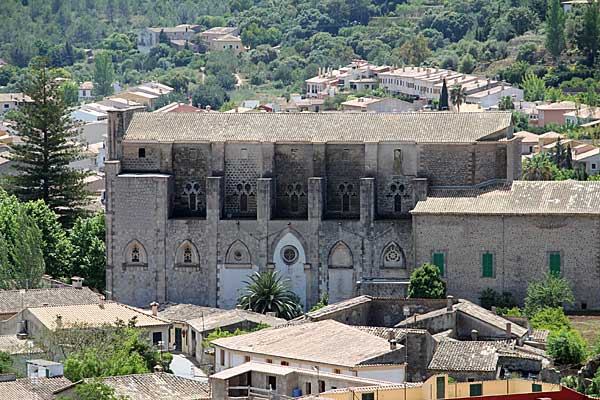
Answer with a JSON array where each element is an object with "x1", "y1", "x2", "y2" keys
[
  {"x1": 412, "y1": 180, "x2": 600, "y2": 216},
  {"x1": 122, "y1": 112, "x2": 512, "y2": 143}
]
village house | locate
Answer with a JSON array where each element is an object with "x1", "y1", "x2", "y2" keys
[
  {"x1": 211, "y1": 320, "x2": 408, "y2": 383},
  {"x1": 154, "y1": 102, "x2": 203, "y2": 113},
  {"x1": 514, "y1": 131, "x2": 540, "y2": 154},
  {"x1": 200, "y1": 27, "x2": 240, "y2": 44},
  {"x1": 137, "y1": 24, "x2": 201, "y2": 49},
  {"x1": 210, "y1": 361, "x2": 398, "y2": 399},
  {"x1": 77, "y1": 81, "x2": 94, "y2": 100},
  {"x1": 211, "y1": 35, "x2": 244, "y2": 54},
  {"x1": 341, "y1": 97, "x2": 420, "y2": 112},
  {"x1": 0, "y1": 93, "x2": 32, "y2": 116},
  {"x1": 0, "y1": 335, "x2": 46, "y2": 374},
  {"x1": 114, "y1": 81, "x2": 174, "y2": 109},
  {"x1": 534, "y1": 101, "x2": 577, "y2": 127}
]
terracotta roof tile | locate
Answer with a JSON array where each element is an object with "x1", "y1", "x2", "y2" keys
[
  {"x1": 0, "y1": 377, "x2": 71, "y2": 400},
  {"x1": 0, "y1": 287, "x2": 100, "y2": 315}
]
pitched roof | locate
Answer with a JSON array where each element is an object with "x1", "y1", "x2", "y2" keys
[
  {"x1": 0, "y1": 287, "x2": 100, "y2": 315},
  {"x1": 353, "y1": 326, "x2": 428, "y2": 341},
  {"x1": 412, "y1": 180, "x2": 600, "y2": 216},
  {"x1": 187, "y1": 309, "x2": 286, "y2": 332},
  {"x1": 26, "y1": 302, "x2": 170, "y2": 330},
  {"x1": 0, "y1": 377, "x2": 71, "y2": 400},
  {"x1": 536, "y1": 101, "x2": 577, "y2": 111},
  {"x1": 157, "y1": 303, "x2": 224, "y2": 322},
  {"x1": 514, "y1": 131, "x2": 539, "y2": 143},
  {"x1": 0, "y1": 335, "x2": 44, "y2": 355},
  {"x1": 211, "y1": 320, "x2": 401, "y2": 368},
  {"x1": 93, "y1": 373, "x2": 210, "y2": 400},
  {"x1": 122, "y1": 112, "x2": 512, "y2": 143},
  {"x1": 429, "y1": 341, "x2": 499, "y2": 372},
  {"x1": 303, "y1": 295, "x2": 373, "y2": 320}
]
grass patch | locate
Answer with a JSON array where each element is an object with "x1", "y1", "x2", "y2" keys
[{"x1": 569, "y1": 315, "x2": 600, "y2": 349}]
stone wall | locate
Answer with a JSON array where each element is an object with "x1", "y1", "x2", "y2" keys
[
  {"x1": 325, "y1": 144, "x2": 364, "y2": 218},
  {"x1": 273, "y1": 144, "x2": 312, "y2": 219},
  {"x1": 224, "y1": 143, "x2": 260, "y2": 218},
  {"x1": 172, "y1": 144, "x2": 211, "y2": 217}
]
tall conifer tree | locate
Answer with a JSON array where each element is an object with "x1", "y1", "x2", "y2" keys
[
  {"x1": 5, "y1": 58, "x2": 89, "y2": 225},
  {"x1": 439, "y1": 78, "x2": 449, "y2": 111},
  {"x1": 545, "y1": 0, "x2": 565, "y2": 62}
]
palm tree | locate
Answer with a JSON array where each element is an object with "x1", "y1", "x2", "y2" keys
[
  {"x1": 522, "y1": 154, "x2": 555, "y2": 180},
  {"x1": 450, "y1": 84, "x2": 467, "y2": 112},
  {"x1": 237, "y1": 271, "x2": 303, "y2": 320}
]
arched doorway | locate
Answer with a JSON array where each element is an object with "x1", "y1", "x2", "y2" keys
[{"x1": 273, "y1": 232, "x2": 307, "y2": 309}]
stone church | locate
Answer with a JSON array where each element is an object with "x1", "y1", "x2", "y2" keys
[{"x1": 105, "y1": 110, "x2": 600, "y2": 310}]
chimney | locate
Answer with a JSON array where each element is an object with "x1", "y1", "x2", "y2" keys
[
  {"x1": 446, "y1": 295, "x2": 454, "y2": 312},
  {"x1": 206, "y1": 105, "x2": 211, "y2": 111},
  {"x1": 71, "y1": 276, "x2": 83, "y2": 289},
  {"x1": 491, "y1": 306, "x2": 497, "y2": 314},
  {"x1": 471, "y1": 329, "x2": 478, "y2": 341},
  {"x1": 153, "y1": 364, "x2": 164, "y2": 373},
  {"x1": 506, "y1": 322, "x2": 512, "y2": 339},
  {"x1": 55, "y1": 315, "x2": 63, "y2": 329},
  {"x1": 389, "y1": 338, "x2": 397, "y2": 350},
  {"x1": 99, "y1": 295, "x2": 105, "y2": 309},
  {"x1": 150, "y1": 301, "x2": 159, "y2": 316}
]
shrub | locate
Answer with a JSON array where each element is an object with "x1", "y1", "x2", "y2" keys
[
  {"x1": 408, "y1": 263, "x2": 446, "y2": 299},
  {"x1": 530, "y1": 307, "x2": 572, "y2": 332},
  {"x1": 524, "y1": 273, "x2": 575, "y2": 317},
  {"x1": 547, "y1": 329, "x2": 587, "y2": 365}
]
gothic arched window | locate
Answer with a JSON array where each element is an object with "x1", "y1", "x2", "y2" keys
[
  {"x1": 124, "y1": 241, "x2": 147, "y2": 266},
  {"x1": 131, "y1": 246, "x2": 140, "y2": 263},
  {"x1": 175, "y1": 241, "x2": 199, "y2": 267},
  {"x1": 382, "y1": 242, "x2": 406, "y2": 269}
]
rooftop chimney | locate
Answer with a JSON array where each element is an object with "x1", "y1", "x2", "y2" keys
[
  {"x1": 153, "y1": 364, "x2": 164, "y2": 373},
  {"x1": 206, "y1": 105, "x2": 211, "y2": 111},
  {"x1": 389, "y1": 338, "x2": 397, "y2": 350},
  {"x1": 446, "y1": 295, "x2": 454, "y2": 312},
  {"x1": 150, "y1": 301, "x2": 159, "y2": 316},
  {"x1": 71, "y1": 276, "x2": 84, "y2": 289},
  {"x1": 55, "y1": 315, "x2": 63, "y2": 329},
  {"x1": 99, "y1": 295, "x2": 105, "y2": 309},
  {"x1": 506, "y1": 322, "x2": 512, "y2": 339},
  {"x1": 471, "y1": 329, "x2": 478, "y2": 341}
]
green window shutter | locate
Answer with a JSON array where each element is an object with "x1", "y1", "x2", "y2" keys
[
  {"x1": 532, "y1": 383, "x2": 542, "y2": 393},
  {"x1": 549, "y1": 253, "x2": 561, "y2": 276},
  {"x1": 482, "y1": 253, "x2": 494, "y2": 278},
  {"x1": 469, "y1": 383, "x2": 482, "y2": 397},
  {"x1": 361, "y1": 393, "x2": 375, "y2": 400},
  {"x1": 433, "y1": 252, "x2": 445, "y2": 276}
]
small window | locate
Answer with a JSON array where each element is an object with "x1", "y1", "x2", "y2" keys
[
  {"x1": 582, "y1": 302, "x2": 588, "y2": 310},
  {"x1": 220, "y1": 349, "x2": 225, "y2": 366},
  {"x1": 244, "y1": 356, "x2": 250, "y2": 362},
  {"x1": 433, "y1": 252, "x2": 445, "y2": 276},
  {"x1": 469, "y1": 383, "x2": 482, "y2": 397},
  {"x1": 267, "y1": 375, "x2": 276, "y2": 390},
  {"x1": 131, "y1": 245, "x2": 140, "y2": 263},
  {"x1": 362, "y1": 393, "x2": 375, "y2": 400},
  {"x1": 138, "y1": 148, "x2": 146, "y2": 158},
  {"x1": 482, "y1": 252, "x2": 494, "y2": 278},
  {"x1": 592, "y1": 163, "x2": 597, "y2": 170},
  {"x1": 393, "y1": 149, "x2": 403, "y2": 174},
  {"x1": 334, "y1": 368, "x2": 341, "y2": 374},
  {"x1": 342, "y1": 193, "x2": 350, "y2": 212},
  {"x1": 240, "y1": 193, "x2": 248, "y2": 213},
  {"x1": 281, "y1": 361, "x2": 289, "y2": 366},
  {"x1": 305, "y1": 382, "x2": 312, "y2": 395},
  {"x1": 266, "y1": 359, "x2": 273, "y2": 364},
  {"x1": 152, "y1": 332, "x2": 162, "y2": 345},
  {"x1": 549, "y1": 252, "x2": 561, "y2": 276},
  {"x1": 240, "y1": 148, "x2": 248, "y2": 159},
  {"x1": 342, "y1": 149, "x2": 350, "y2": 161},
  {"x1": 318, "y1": 380, "x2": 325, "y2": 393},
  {"x1": 183, "y1": 247, "x2": 193, "y2": 263},
  {"x1": 532, "y1": 383, "x2": 542, "y2": 393}
]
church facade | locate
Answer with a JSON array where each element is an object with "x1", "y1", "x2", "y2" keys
[{"x1": 105, "y1": 110, "x2": 545, "y2": 309}]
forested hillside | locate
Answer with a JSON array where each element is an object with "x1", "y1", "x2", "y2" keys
[{"x1": 1, "y1": 0, "x2": 599, "y2": 114}]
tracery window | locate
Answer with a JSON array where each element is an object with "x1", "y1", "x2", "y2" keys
[
  {"x1": 285, "y1": 183, "x2": 306, "y2": 213},
  {"x1": 387, "y1": 182, "x2": 406, "y2": 214},
  {"x1": 131, "y1": 245, "x2": 140, "y2": 263},
  {"x1": 337, "y1": 183, "x2": 357, "y2": 213},
  {"x1": 182, "y1": 181, "x2": 202, "y2": 211},
  {"x1": 235, "y1": 181, "x2": 254, "y2": 213},
  {"x1": 183, "y1": 247, "x2": 193, "y2": 263}
]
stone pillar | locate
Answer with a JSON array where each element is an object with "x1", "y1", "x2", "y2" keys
[
  {"x1": 364, "y1": 142, "x2": 378, "y2": 177},
  {"x1": 257, "y1": 178, "x2": 273, "y2": 270},
  {"x1": 155, "y1": 175, "x2": 171, "y2": 303},
  {"x1": 308, "y1": 177, "x2": 325, "y2": 302},
  {"x1": 360, "y1": 177, "x2": 376, "y2": 227},
  {"x1": 412, "y1": 178, "x2": 428, "y2": 204},
  {"x1": 260, "y1": 143, "x2": 275, "y2": 177},
  {"x1": 206, "y1": 177, "x2": 222, "y2": 306},
  {"x1": 106, "y1": 107, "x2": 145, "y2": 161},
  {"x1": 104, "y1": 161, "x2": 121, "y2": 301},
  {"x1": 506, "y1": 137, "x2": 521, "y2": 182},
  {"x1": 211, "y1": 142, "x2": 225, "y2": 176}
]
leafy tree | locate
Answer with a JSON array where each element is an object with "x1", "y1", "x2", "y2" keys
[
  {"x1": 479, "y1": 288, "x2": 517, "y2": 310},
  {"x1": 408, "y1": 263, "x2": 446, "y2": 299},
  {"x1": 522, "y1": 73, "x2": 547, "y2": 101},
  {"x1": 512, "y1": 111, "x2": 530, "y2": 131},
  {"x1": 4, "y1": 58, "x2": 89, "y2": 225},
  {"x1": 530, "y1": 307, "x2": 572, "y2": 331},
  {"x1": 192, "y1": 83, "x2": 229, "y2": 110},
  {"x1": 397, "y1": 33, "x2": 431, "y2": 65},
  {"x1": 449, "y1": 84, "x2": 466, "y2": 112},
  {"x1": 524, "y1": 273, "x2": 575, "y2": 317},
  {"x1": 522, "y1": 154, "x2": 555, "y2": 180},
  {"x1": 439, "y1": 78, "x2": 449, "y2": 111},
  {"x1": 237, "y1": 271, "x2": 303, "y2": 320},
  {"x1": 498, "y1": 96, "x2": 514, "y2": 110},
  {"x1": 575, "y1": 1, "x2": 600, "y2": 65},
  {"x1": 69, "y1": 214, "x2": 106, "y2": 291},
  {"x1": 547, "y1": 329, "x2": 587, "y2": 365},
  {"x1": 59, "y1": 80, "x2": 80, "y2": 107},
  {"x1": 458, "y1": 53, "x2": 475, "y2": 74},
  {"x1": 545, "y1": 0, "x2": 565, "y2": 61},
  {"x1": 0, "y1": 351, "x2": 16, "y2": 374},
  {"x1": 93, "y1": 51, "x2": 115, "y2": 97},
  {"x1": 72, "y1": 379, "x2": 129, "y2": 400}
]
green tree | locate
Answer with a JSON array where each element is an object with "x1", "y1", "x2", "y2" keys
[
  {"x1": 458, "y1": 54, "x2": 475, "y2": 74},
  {"x1": 522, "y1": 154, "x2": 554, "y2": 180},
  {"x1": 575, "y1": 0, "x2": 600, "y2": 65},
  {"x1": 69, "y1": 214, "x2": 106, "y2": 291},
  {"x1": 397, "y1": 33, "x2": 431, "y2": 65},
  {"x1": 237, "y1": 271, "x2": 303, "y2": 320},
  {"x1": 93, "y1": 51, "x2": 115, "y2": 97},
  {"x1": 192, "y1": 83, "x2": 229, "y2": 110},
  {"x1": 530, "y1": 307, "x2": 572, "y2": 331},
  {"x1": 522, "y1": 73, "x2": 547, "y2": 101},
  {"x1": 439, "y1": 78, "x2": 449, "y2": 111},
  {"x1": 72, "y1": 379, "x2": 129, "y2": 400},
  {"x1": 547, "y1": 329, "x2": 587, "y2": 365},
  {"x1": 545, "y1": 0, "x2": 565, "y2": 61},
  {"x1": 524, "y1": 273, "x2": 575, "y2": 317},
  {"x1": 59, "y1": 81, "x2": 80, "y2": 107},
  {"x1": 0, "y1": 351, "x2": 16, "y2": 374},
  {"x1": 498, "y1": 96, "x2": 515, "y2": 110},
  {"x1": 4, "y1": 59, "x2": 89, "y2": 225},
  {"x1": 408, "y1": 263, "x2": 446, "y2": 299},
  {"x1": 449, "y1": 84, "x2": 466, "y2": 112}
]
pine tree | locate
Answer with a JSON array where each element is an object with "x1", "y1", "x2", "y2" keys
[
  {"x1": 576, "y1": 0, "x2": 600, "y2": 66},
  {"x1": 545, "y1": 0, "x2": 565, "y2": 62},
  {"x1": 439, "y1": 78, "x2": 449, "y2": 111},
  {"x1": 565, "y1": 144, "x2": 573, "y2": 170},
  {"x1": 4, "y1": 58, "x2": 89, "y2": 225}
]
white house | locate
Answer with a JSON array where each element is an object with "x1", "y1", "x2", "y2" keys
[{"x1": 78, "y1": 81, "x2": 94, "y2": 100}]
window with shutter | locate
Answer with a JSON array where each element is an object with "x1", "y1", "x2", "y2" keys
[
  {"x1": 482, "y1": 253, "x2": 494, "y2": 278},
  {"x1": 433, "y1": 252, "x2": 445, "y2": 276},
  {"x1": 549, "y1": 253, "x2": 561, "y2": 276},
  {"x1": 469, "y1": 384, "x2": 483, "y2": 397}
]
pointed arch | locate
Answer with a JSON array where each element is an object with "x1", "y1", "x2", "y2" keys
[
  {"x1": 225, "y1": 240, "x2": 252, "y2": 265},
  {"x1": 175, "y1": 240, "x2": 200, "y2": 266},
  {"x1": 328, "y1": 241, "x2": 353, "y2": 268},
  {"x1": 381, "y1": 241, "x2": 406, "y2": 269},
  {"x1": 269, "y1": 226, "x2": 309, "y2": 260},
  {"x1": 124, "y1": 240, "x2": 147, "y2": 265}
]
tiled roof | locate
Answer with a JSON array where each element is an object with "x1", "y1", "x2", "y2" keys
[
  {"x1": 157, "y1": 303, "x2": 224, "y2": 322},
  {"x1": 354, "y1": 326, "x2": 428, "y2": 341},
  {"x1": 0, "y1": 335, "x2": 44, "y2": 355},
  {"x1": 122, "y1": 112, "x2": 512, "y2": 143},
  {"x1": 27, "y1": 302, "x2": 170, "y2": 330},
  {"x1": 514, "y1": 131, "x2": 539, "y2": 143},
  {"x1": 531, "y1": 329, "x2": 549, "y2": 343},
  {"x1": 322, "y1": 382, "x2": 423, "y2": 395},
  {"x1": 187, "y1": 309, "x2": 286, "y2": 332},
  {"x1": 0, "y1": 377, "x2": 71, "y2": 400},
  {"x1": 211, "y1": 320, "x2": 401, "y2": 368},
  {"x1": 96, "y1": 373, "x2": 210, "y2": 400},
  {"x1": 428, "y1": 341, "x2": 499, "y2": 372},
  {"x1": 412, "y1": 180, "x2": 600, "y2": 216},
  {"x1": 0, "y1": 287, "x2": 100, "y2": 315},
  {"x1": 303, "y1": 295, "x2": 373, "y2": 320}
]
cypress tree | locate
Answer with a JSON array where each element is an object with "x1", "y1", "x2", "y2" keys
[
  {"x1": 4, "y1": 58, "x2": 89, "y2": 226},
  {"x1": 565, "y1": 144, "x2": 573, "y2": 170},
  {"x1": 439, "y1": 78, "x2": 449, "y2": 111},
  {"x1": 545, "y1": 0, "x2": 565, "y2": 62}
]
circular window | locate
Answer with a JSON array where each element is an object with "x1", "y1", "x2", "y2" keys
[
  {"x1": 281, "y1": 245, "x2": 299, "y2": 265},
  {"x1": 234, "y1": 250, "x2": 243, "y2": 261}
]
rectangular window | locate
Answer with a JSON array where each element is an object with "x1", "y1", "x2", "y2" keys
[
  {"x1": 433, "y1": 252, "x2": 445, "y2": 276},
  {"x1": 281, "y1": 361, "x2": 289, "y2": 366},
  {"x1": 267, "y1": 375, "x2": 276, "y2": 390},
  {"x1": 469, "y1": 383, "x2": 483, "y2": 397},
  {"x1": 393, "y1": 149, "x2": 403, "y2": 174},
  {"x1": 240, "y1": 148, "x2": 248, "y2": 159},
  {"x1": 334, "y1": 368, "x2": 341, "y2": 374},
  {"x1": 342, "y1": 149, "x2": 350, "y2": 161},
  {"x1": 305, "y1": 382, "x2": 312, "y2": 395},
  {"x1": 266, "y1": 359, "x2": 273, "y2": 364},
  {"x1": 318, "y1": 380, "x2": 325, "y2": 393},
  {"x1": 362, "y1": 393, "x2": 375, "y2": 400},
  {"x1": 532, "y1": 383, "x2": 542, "y2": 392},
  {"x1": 152, "y1": 332, "x2": 162, "y2": 345},
  {"x1": 593, "y1": 163, "x2": 597, "y2": 170},
  {"x1": 549, "y1": 252, "x2": 561, "y2": 276},
  {"x1": 482, "y1": 252, "x2": 494, "y2": 278},
  {"x1": 138, "y1": 148, "x2": 146, "y2": 158},
  {"x1": 220, "y1": 349, "x2": 225, "y2": 366},
  {"x1": 244, "y1": 356, "x2": 250, "y2": 362}
]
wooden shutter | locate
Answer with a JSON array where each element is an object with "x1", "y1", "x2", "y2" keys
[
  {"x1": 549, "y1": 253, "x2": 561, "y2": 275},
  {"x1": 482, "y1": 253, "x2": 494, "y2": 278},
  {"x1": 433, "y1": 252, "x2": 445, "y2": 276}
]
